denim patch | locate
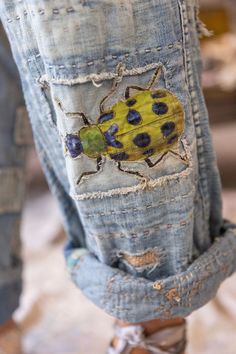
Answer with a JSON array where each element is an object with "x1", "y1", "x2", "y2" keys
[
  {"x1": 14, "y1": 106, "x2": 33, "y2": 146},
  {"x1": 0, "y1": 168, "x2": 25, "y2": 214}
]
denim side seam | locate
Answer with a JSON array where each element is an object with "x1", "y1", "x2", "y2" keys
[{"x1": 177, "y1": 0, "x2": 210, "y2": 231}]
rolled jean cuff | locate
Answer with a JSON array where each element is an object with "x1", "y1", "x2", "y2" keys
[
  {"x1": 66, "y1": 226, "x2": 236, "y2": 323},
  {"x1": 0, "y1": 269, "x2": 22, "y2": 325}
]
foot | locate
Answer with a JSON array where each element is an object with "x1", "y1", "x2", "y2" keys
[
  {"x1": 107, "y1": 318, "x2": 186, "y2": 354},
  {"x1": 0, "y1": 319, "x2": 22, "y2": 354}
]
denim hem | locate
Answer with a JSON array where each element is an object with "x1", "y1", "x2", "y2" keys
[
  {"x1": 0, "y1": 278, "x2": 22, "y2": 325},
  {"x1": 67, "y1": 227, "x2": 236, "y2": 323}
]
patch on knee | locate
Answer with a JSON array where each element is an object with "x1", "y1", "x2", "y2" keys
[
  {"x1": 0, "y1": 168, "x2": 25, "y2": 214},
  {"x1": 14, "y1": 106, "x2": 33, "y2": 146},
  {"x1": 58, "y1": 63, "x2": 186, "y2": 191}
]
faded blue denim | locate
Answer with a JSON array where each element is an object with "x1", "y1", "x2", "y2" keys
[
  {"x1": 0, "y1": 25, "x2": 26, "y2": 324},
  {"x1": 0, "y1": 0, "x2": 236, "y2": 324}
]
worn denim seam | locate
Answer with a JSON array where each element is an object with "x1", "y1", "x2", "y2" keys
[
  {"x1": 82, "y1": 194, "x2": 194, "y2": 217},
  {"x1": 38, "y1": 62, "x2": 169, "y2": 86},
  {"x1": 33, "y1": 41, "x2": 181, "y2": 68},
  {"x1": 72, "y1": 173, "x2": 194, "y2": 200},
  {"x1": 86, "y1": 213, "x2": 194, "y2": 240},
  {"x1": 177, "y1": 0, "x2": 209, "y2": 226}
]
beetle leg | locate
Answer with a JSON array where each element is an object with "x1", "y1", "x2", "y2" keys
[
  {"x1": 76, "y1": 156, "x2": 103, "y2": 185},
  {"x1": 145, "y1": 152, "x2": 168, "y2": 167},
  {"x1": 146, "y1": 65, "x2": 162, "y2": 90},
  {"x1": 124, "y1": 65, "x2": 163, "y2": 98},
  {"x1": 55, "y1": 98, "x2": 91, "y2": 125},
  {"x1": 124, "y1": 85, "x2": 145, "y2": 99},
  {"x1": 100, "y1": 62, "x2": 125, "y2": 113},
  {"x1": 168, "y1": 150, "x2": 189, "y2": 165},
  {"x1": 145, "y1": 150, "x2": 188, "y2": 168},
  {"x1": 117, "y1": 162, "x2": 146, "y2": 180}
]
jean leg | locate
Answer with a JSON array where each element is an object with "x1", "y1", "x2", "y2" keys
[{"x1": 0, "y1": 25, "x2": 30, "y2": 324}]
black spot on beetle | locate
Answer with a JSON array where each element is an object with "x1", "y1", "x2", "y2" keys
[
  {"x1": 109, "y1": 152, "x2": 129, "y2": 161},
  {"x1": 126, "y1": 98, "x2": 136, "y2": 107},
  {"x1": 152, "y1": 102, "x2": 168, "y2": 115},
  {"x1": 127, "y1": 109, "x2": 142, "y2": 125},
  {"x1": 167, "y1": 134, "x2": 178, "y2": 144},
  {"x1": 161, "y1": 121, "x2": 176, "y2": 137},
  {"x1": 151, "y1": 91, "x2": 167, "y2": 99},
  {"x1": 133, "y1": 132, "x2": 151, "y2": 147},
  {"x1": 143, "y1": 148, "x2": 154, "y2": 156},
  {"x1": 98, "y1": 111, "x2": 114, "y2": 123}
]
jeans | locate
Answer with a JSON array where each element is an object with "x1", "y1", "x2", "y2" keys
[{"x1": 0, "y1": 0, "x2": 236, "y2": 324}]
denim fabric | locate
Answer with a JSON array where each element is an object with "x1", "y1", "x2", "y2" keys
[
  {"x1": 1, "y1": 0, "x2": 236, "y2": 323},
  {"x1": 0, "y1": 25, "x2": 25, "y2": 324}
]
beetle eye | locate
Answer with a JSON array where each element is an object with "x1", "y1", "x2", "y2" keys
[{"x1": 65, "y1": 134, "x2": 83, "y2": 158}]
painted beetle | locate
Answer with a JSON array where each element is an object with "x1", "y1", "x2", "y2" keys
[{"x1": 61, "y1": 64, "x2": 185, "y2": 185}]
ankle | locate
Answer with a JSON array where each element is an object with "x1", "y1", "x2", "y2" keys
[{"x1": 116, "y1": 317, "x2": 185, "y2": 336}]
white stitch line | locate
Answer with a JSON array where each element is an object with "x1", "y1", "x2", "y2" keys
[
  {"x1": 67, "y1": 7, "x2": 75, "y2": 13},
  {"x1": 26, "y1": 40, "x2": 180, "y2": 70},
  {"x1": 71, "y1": 139, "x2": 193, "y2": 200},
  {"x1": 83, "y1": 194, "x2": 194, "y2": 218},
  {"x1": 34, "y1": 41, "x2": 181, "y2": 83}
]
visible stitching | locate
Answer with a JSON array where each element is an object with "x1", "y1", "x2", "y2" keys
[
  {"x1": 6, "y1": 7, "x2": 77, "y2": 20},
  {"x1": 83, "y1": 197, "x2": 194, "y2": 218},
  {"x1": 86, "y1": 213, "x2": 193, "y2": 241},
  {"x1": 72, "y1": 170, "x2": 193, "y2": 200},
  {"x1": 178, "y1": 0, "x2": 209, "y2": 228},
  {"x1": 27, "y1": 41, "x2": 181, "y2": 75},
  {"x1": 38, "y1": 60, "x2": 170, "y2": 85}
]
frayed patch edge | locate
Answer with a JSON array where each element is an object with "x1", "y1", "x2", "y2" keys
[
  {"x1": 38, "y1": 63, "x2": 165, "y2": 86},
  {"x1": 71, "y1": 138, "x2": 193, "y2": 200}
]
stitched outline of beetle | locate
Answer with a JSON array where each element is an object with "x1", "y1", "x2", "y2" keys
[{"x1": 58, "y1": 63, "x2": 187, "y2": 185}]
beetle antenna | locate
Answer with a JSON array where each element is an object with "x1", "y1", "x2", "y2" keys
[
  {"x1": 146, "y1": 65, "x2": 163, "y2": 90},
  {"x1": 100, "y1": 62, "x2": 125, "y2": 113},
  {"x1": 55, "y1": 97, "x2": 91, "y2": 125}
]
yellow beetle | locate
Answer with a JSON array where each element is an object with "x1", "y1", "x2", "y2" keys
[{"x1": 61, "y1": 64, "x2": 185, "y2": 185}]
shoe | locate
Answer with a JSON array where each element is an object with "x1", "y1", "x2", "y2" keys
[
  {"x1": 0, "y1": 319, "x2": 22, "y2": 354},
  {"x1": 107, "y1": 320, "x2": 186, "y2": 354}
]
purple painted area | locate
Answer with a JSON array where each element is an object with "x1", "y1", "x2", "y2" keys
[
  {"x1": 152, "y1": 102, "x2": 168, "y2": 115},
  {"x1": 65, "y1": 134, "x2": 83, "y2": 158},
  {"x1": 104, "y1": 124, "x2": 123, "y2": 148}
]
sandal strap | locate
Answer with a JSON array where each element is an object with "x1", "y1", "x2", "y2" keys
[{"x1": 107, "y1": 321, "x2": 186, "y2": 354}]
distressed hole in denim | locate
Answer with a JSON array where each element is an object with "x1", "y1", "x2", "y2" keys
[
  {"x1": 117, "y1": 248, "x2": 166, "y2": 275},
  {"x1": 165, "y1": 288, "x2": 181, "y2": 303},
  {"x1": 121, "y1": 250, "x2": 158, "y2": 267}
]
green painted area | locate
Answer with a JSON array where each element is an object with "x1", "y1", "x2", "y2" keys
[{"x1": 80, "y1": 125, "x2": 106, "y2": 158}]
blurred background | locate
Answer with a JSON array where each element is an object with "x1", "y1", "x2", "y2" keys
[{"x1": 10, "y1": 1, "x2": 236, "y2": 353}]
